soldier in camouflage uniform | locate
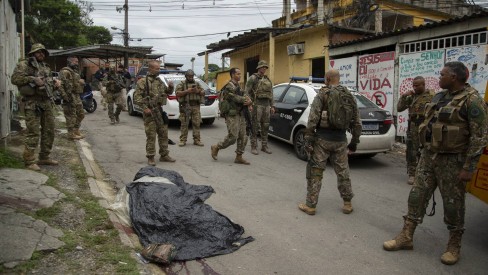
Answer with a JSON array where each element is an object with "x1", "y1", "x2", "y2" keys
[
  {"x1": 59, "y1": 56, "x2": 85, "y2": 140},
  {"x1": 298, "y1": 69, "x2": 362, "y2": 216},
  {"x1": 95, "y1": 62, "x2": 110, "y2": 110},
  {"x1": 211, "y1": 68, "x2": 253, "y2": 164},
  {"x1": 384, "y1": 62, "x2": 488, "y2": 265},
  {"x1": 176, "y1": 69, "x2": 205, "y2": 147},
  {"x1": 103, "y1": 67, "x2": 125, "y2": 124},
  {"x1": 397, "y1": 76, "x2": 435, "y2": 185},
  {"x1": 134, "y1": 61, "x2": 176, "y2": 165},
  {"x1": 11, "y1": 43, "x2": 62, "y2": 171},
  {"x1": 246, "y1": 60, "x2": 275, "y2": 155}
]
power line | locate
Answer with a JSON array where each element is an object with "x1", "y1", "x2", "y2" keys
[{"x1": 130, "y1": 28, "x2": 256, "y2": 40}]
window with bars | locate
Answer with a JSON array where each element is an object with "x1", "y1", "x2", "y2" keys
[{"x1": 400, "y1": 31, "x2": 487, "y2": 53}]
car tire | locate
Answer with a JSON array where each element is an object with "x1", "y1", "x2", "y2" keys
[
  {"x1": 85, "y1": 99, "x2": 97, "y2": 113},
  {"x1": 293, "y1": 128, "x2": 308, "y2": 161},
  {"x1": 128, "y1": 99, "x2": 136, "y2": 116},
  {"x1": 202, "y1": 118, "x2": 215, "y2": 125}
]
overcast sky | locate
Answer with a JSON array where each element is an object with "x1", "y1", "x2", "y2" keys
[
  {"x1": 89, "y1": 0, "x2": 283, "y2": 74},
  {"x1": 88, "y1": 0, "x2": 488, "y2": 75}
]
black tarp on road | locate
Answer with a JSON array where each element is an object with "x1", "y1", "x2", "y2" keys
[{"x1": 127, "y1": 167, "x2": 254, "y2": 261}]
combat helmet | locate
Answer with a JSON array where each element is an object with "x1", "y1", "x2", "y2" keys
[
  {"x1": 256, "y1": 60, "x2": 268, "y2": 70},
  {"x1": 185, "y1": 69, "x2": 195, "y2": 76},
  {"x1": 28, "y1": 43, "x2": 49, "y2": 57}
]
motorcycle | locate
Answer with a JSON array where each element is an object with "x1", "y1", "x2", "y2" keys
[{"x1": 80, "y1": 83, "x2": 97, "y2": 113}]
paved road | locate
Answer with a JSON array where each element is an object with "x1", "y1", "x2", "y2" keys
[{"x1": 82, "y1": 101, "x2": 488, "y2": 275}]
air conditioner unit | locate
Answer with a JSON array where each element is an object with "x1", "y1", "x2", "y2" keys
[{"x1": 287, "y1": 43, "x2": 304, "y2": 55}]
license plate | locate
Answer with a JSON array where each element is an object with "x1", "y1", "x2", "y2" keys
[{"x1": 362, "y1": 123, "x2": 379, "y2": 130}]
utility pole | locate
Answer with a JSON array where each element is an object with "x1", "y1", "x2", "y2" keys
[{"x1": 123, "y1": 0, "x2": 129, "y2": 68}]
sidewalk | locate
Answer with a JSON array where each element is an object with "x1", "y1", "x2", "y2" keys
[{"x1": 0, "y1": 115, "x2": 163, "y2": 274}]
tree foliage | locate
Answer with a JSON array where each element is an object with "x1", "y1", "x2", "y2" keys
[{"x1": 25, "y1": 0, "x2": 111, "y2": 49}]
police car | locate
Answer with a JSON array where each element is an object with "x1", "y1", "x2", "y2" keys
[
  {"x1": 269, "y1": 77, "x2": 396, "y2": 160},
  {"x1": 127, "y1": 70, "x2": 219, "y2": 125}
]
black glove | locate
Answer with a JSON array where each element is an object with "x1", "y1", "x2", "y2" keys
[{"x1": 347, "y1": 143, "x2": 357, "y2": 152}]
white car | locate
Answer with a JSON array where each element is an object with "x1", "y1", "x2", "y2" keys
[
  {"x1": 269, "y1": 82, "x2": 396, "y2": 160},
  {"x1": 127, "y1": 71, "x2": 219, "y2": 125}
]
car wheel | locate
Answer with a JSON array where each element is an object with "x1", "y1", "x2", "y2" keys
[
  {"x1": 86, "y1": 99, "x2": 97, "y2": 113},
  {"x1": 293, "y1": 128, "x2": 308, "y2": 161},
  {"x1": 202, "y1": 118, "x2": 215, "y2": 125},
  {"x1": 128, "y1": 99, "x2": 136, "y2": 116}
]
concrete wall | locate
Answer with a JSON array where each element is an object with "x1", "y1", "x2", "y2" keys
[{"x1": 0, "y1": 1, "x2": 20, "y2": 138}]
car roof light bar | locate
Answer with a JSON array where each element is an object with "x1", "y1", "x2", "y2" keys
[
  {"x1": 289, "y1": 76, "x2": 325, "y2": 83},
  {"x1": 159, "y1": 69, "x2": 185, "y2": 74}
]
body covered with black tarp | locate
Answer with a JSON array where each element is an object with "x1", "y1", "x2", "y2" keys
[{"x1": 127, "y1": 167, "x2": 254, "y2": 261}]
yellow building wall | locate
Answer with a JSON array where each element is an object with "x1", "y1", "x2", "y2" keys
[{"x1": 226, "y1": 25, "x2": 329, "y2": 85}]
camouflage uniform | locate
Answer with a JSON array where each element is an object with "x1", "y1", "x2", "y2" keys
[
  {"x1": 246, "y1": 73, "x2": 273, "y2": 151},
  {"x1": 11, "y1": 45, "x2": 59, "y2": 166},
  {"x1": 176, "y1": 80, "x2": 204, "y2": 144},
  {"x1": 103, "y1": 70, "x2": 125, "y2": 123},
  {"x1": 303, "y1": 85, "x2": 362, "y2": 209},
  {"x1": 215, "y1": 81, "x2": 249, "y2": 154},
  {"x1": 59, "y1": 66, "x2": 85, "y2": 138},
  {"x1": 397, "y1": 89, "x2": 434, "y2": 179},
  {"x1": 134, "y1": 74, "x2": 173, "y2": 160},
  {"x1": 408, "y1": 84, "x2": 488, "y2": 232}
]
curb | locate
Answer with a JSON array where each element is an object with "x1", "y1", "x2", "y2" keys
[{"x1": 75, "y1": 138, "x2": 165, "y2": 275}]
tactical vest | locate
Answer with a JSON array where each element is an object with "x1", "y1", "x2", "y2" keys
[
  {"x1": 220, "y1": 81, "x2": 243, "y2": 116},
  {"x1": 178, "y1": 81, "x2": 203, "y2": 104},
  {"x1": 17, "y1": 60, "x2": 52, "y2": 97},
  {"x1": 60, "y1": 67, "x2": 82, "y2": 94},
  {"x1": 253, "y1": 74, "x2": 273, "y2": 100},
  {"x1": 144, "y1": 76, "x2": 167, "y2": 106},
  {"x1": 419, "y1": 88, "x2": 476, "y2": 153}
]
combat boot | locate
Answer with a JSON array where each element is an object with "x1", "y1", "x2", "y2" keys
[
  {"x1": 298, "y1": 203, "x2": 316, "y2": 215},
  {"x1": 74, "y1": 128, "x2": 85, "y2": 139},
  {"x1": 342, "y1": 200, "x2": 353, "y2": 214},
  {"x1": 194, "y1": 140, "x2": 204, "y2": 147},
  {"x1": 38, "y1": 159, "x2": 59, "y2": 165},
  {"x1": 261, "y1": 145, "x2": 272, "y2": 154},
  {"x1": 159, "y1": 155, "x2": 176, "y2": 162},
  {"x1": 407, "y1": 176, "x2": 415, "y2": 185},
  {"x1": 383, "y1": 218, "x2": 417, "y2": 251},
  {"x1": 68, "y1": 130, "x2": 83, "y2": 140},
  {"x1": 110, "y1": 117, "x2": 116, "y2": 124},
  {"x1": 441, "y1": 230, "x2": 463, "y2": 265},
  {"x1": 211, "y1": 145, "x2": 219, "y2": 160},
  {"x1": 26, "y1": 163, "x2": 41, "y2": 171},
  {"x1": 115, "y1": 115, "x2": 120, "y2": 123},
  {"x1": 251, "y1": 146, "x2": 259, "y2": 155},
  {"x1": 147, "y1": 156, "x2": 156, "y2": 166},
  {"x1": 234, "y1": 153, "x2": 250, "y2": 165}
]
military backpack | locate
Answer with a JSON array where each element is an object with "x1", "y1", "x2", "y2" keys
[{"x1": 319, "y1": 85, "x2": 356, "y2": 130}]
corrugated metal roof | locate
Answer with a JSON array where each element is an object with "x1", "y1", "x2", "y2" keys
[
  {"x1": 199, "y1": 27, "x2": 297, "y2": 56},
  {"x1": 330, "y1": 11, "x2": 488, "y2": 48},
  {"x1": 49, "y1": 44, "x2": 152, "y2": 59}
]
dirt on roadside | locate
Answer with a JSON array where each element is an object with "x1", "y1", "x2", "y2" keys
[{"x1": 1, "y1": 128, "x2": 140, "y2": 275}]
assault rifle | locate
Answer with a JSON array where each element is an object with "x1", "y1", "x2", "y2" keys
[
  {"x1": 242, "y1": 106, "x2": 253, "y2": 136},
  {"x1": 29, "y1": 57, "x2": 56, "y2": 105}
]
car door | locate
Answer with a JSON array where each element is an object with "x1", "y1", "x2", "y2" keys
[
  {"x1": 269, "y1": 84, "x2": 288, "y2": 137},
  {"x1": 273, "y1": 85, "x2": 308, "y2": 139}
]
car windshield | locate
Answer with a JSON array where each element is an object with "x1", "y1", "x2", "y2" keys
[{"x1": 312, "y1": 87, "x2": 378, "y2": 108}]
